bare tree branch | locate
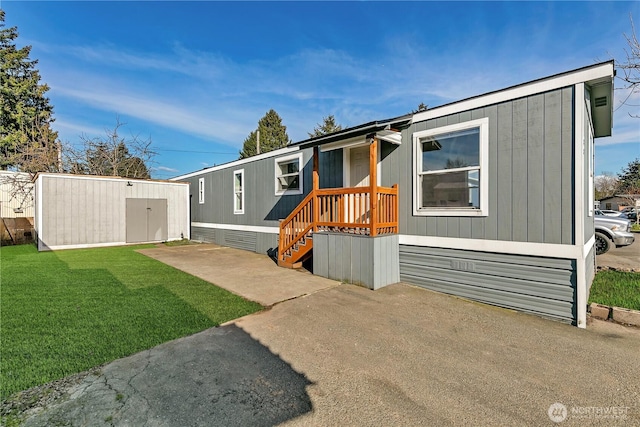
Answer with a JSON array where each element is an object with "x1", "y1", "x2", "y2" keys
[{"x1": 63, "y1": 118, "x2": 156, "y2": 179}]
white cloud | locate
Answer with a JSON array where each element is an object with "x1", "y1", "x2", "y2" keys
[
  {"x1": 155, "y1": 166, "x2": 179, "y2": 173},
  {"x1": 39, "y1": 33, "x2": 638, "y2": 150}
]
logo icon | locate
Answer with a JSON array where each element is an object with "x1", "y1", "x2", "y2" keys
[{"x1": 548, "y1": 402, "x2": 568, "y2": 423}]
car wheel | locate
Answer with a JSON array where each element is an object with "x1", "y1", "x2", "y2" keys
[{"x1": 594, "y1": 232, "x2": 610, "y2": 255}]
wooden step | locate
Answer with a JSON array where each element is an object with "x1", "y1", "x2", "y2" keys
[
  {"x1": 279, "y1": 237, "x2": 313, "y2": 268},
  {"x1": 277, "y1": 259, "x2": 304, "y2": 269}
]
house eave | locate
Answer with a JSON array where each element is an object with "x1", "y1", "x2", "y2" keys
[{"x1": 293, "y1": 114, "x2": 412, "y2": 149}]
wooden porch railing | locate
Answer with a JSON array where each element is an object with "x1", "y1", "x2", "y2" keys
[{"x1": 278, "y1": 185, "x2": 398, "y2": 266}]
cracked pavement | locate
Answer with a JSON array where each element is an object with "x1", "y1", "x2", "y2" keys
[
  {"x1": 21, "y1": 325, "x2": 312, "y2": 427},
  {"x1": 17, "y1": 283, "x2": 640, "y2": 426}
]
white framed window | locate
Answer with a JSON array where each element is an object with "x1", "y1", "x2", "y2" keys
[
  {"x1": 274, "y1": 153, "x2": 303, "y2": 195},
  {"x1": 233, "y1": 169, "x2": 244, "y2": 214},
  {"x1": 198, "y1": 178, "x2": 205, "y2": 204},
  {"x1": 413, "y1": 117, "x2": 489, "y2": 217}
]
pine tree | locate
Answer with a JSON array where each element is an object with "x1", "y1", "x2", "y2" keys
[
  {"x1": 617, "y1": 158, "x2": 640, "y2": 194},
  {"x1": 239, "y1": 109, "x2": 290, "y2": 158},
  {"x1": 308, "y1": 115, "x2": 343, "y2": 138},
  {"x1": 0, "y1": 10, "x2": 58, "y2": 170}
]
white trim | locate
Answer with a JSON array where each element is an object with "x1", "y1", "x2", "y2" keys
[
  {"x1": 412, "y1": 118, "x2": 489, "y2": 217},
  {"x1": 40, "y1": 241, "x2": 128, "y2": 251},
  {"x1": 320, "y1": 135, "x2": 367, "y2": 152},
  {"x1": 233, "y1": 169, "x2": 244, "y2": 215},
  {"x1": 576, "y1": 257, "x2": 587, "y2": 329},
  {"x1": 38, "y1": 240, "x2": 185, "y2": 251},
  {"x1": 583, "y1": 235, "x2": 595, "y2": 257},
  {"x1": 191, "y1": 222, "x2": 280, "y2": 234},
  {"x1": 35, "y1": 173, "x2": 188, "y2": 187},
  {"x1": 376, "y1": 130, "x2": 402, "y2": 145},
  {"x1": 35, "y1": 175, "x2": 43, "y2": 250},
  {"x1": 574, "y1": 83, "x2": 588, "y2": 327},
  {"x1": 274, "y1": 152, "x2": 304, "y2": 196},
  {"x1": 198, "y1": 177, "x2": 205, "y2": 204},
  {"x1": 412, "y1": 62, "x2": 614, "y2": 124},
  {"x1": 172, "y1": 146, "x2": 301, "y2": 180},
  {"x1": 399, "y1": 234, "x2": 582, "y2": 259}
]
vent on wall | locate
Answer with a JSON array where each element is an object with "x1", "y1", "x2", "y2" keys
[{"x1": 594, "y1": 96, "x2": 608, "y2": 107}]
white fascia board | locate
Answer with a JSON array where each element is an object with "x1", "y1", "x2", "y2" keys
[
  {"x1": 411, "y1": 62, "x2": 614, "y2": 123},
  {"x1": 172, "y1": 146, "x2": 301, "y2": 180},
  {"x1": 35, "y1": 173, "x2": 188, "y2": 187},
  {"x1": 399, "y1": 234, "x2": 582, "y2": 260},
  {"x1": 377, "y1": 131, "x2": 402, "y2": 145},
  {"x1": 319, "y1": 135, "x2": 367, "y2": 152},
  {"x1": 191, "y1": 222, "x2": 280, "y2": 234}
]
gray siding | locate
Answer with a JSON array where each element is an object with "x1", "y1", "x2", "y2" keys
[
  {"x1": 399, "y1": 245, "x2": 577, "y2": 323},
  {"x1": 186, "y1": 148, "x2": 343, "y2": 228},
  {"x1": 191, "y1": 226, "x2": 278, "y2": 255},
  {"x1": 191, "y1": 226, "x2": 216, "y2": 243},
  {"x1": 382, "y1": 86, "x2": 575, "y2": 245},
  {"x1": 586, "y1": 245, "x2": 596, "y2": 293}
]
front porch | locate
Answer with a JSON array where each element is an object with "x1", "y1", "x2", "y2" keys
[{"x1": 277, "y1": 134, "x2": 401, "y2": 289}]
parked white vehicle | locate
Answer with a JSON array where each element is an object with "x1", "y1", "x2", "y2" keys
[
  {"x1": 594, "y1": 210, "x2": 635, "y2": 255},
  {"x1": 599, "y1": 209, "x2": 629, "y2": 219}
]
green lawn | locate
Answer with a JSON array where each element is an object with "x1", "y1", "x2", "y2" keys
[
  {"x1": 589, "y1": 270, "x2": 640, "y2": 311},
  {"x1": 0, "y1": 244, "x2": 263, "y2": 400}
]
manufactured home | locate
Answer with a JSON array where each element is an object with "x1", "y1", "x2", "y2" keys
[
  {"x1": 34, "y1": 173, "x2": 190, "y2": 251},
  {"x1": 173, "y1": 61, "x2": 614, "y2": 328},
  {"x1": 0, "y1": 171, "x2": 34, "y2": 218}
]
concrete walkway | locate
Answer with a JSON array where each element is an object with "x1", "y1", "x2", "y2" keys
[
  {"x1": 17, "y1": 244, "x2": 640, "y2": 426},
  {"x1": 137, "y1": 243, "x2": 340, "y2": 306}
]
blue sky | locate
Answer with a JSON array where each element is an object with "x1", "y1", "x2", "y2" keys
[{"x1": 3, "y1": 1, "x2": 639, "y2": 179}]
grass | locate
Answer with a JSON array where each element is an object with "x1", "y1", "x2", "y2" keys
[
  {"x1": 631, "y1": 223, "x2": 640, "y2": 232},
  {"x1": 588, "y1": 270, "x2": 640, "y2": 311},
  {"x1": 0, "y1": 244, "x2": 263, "y2": 401}
]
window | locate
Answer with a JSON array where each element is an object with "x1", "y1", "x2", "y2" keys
[
  {"x1": 198, "y1": 178, "x2": 205, "y2": 204},
  {"x1": 233, "y1": 169, "x2": 244, "y2": 214},
  {"x1": 275, "y1": 153, "x2": 303, "y2": 195},
  {"x1": 413, "y1": 118, "x2": 488, "y2": 216}
]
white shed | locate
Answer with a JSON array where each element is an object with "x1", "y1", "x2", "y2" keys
[{"x1": 34, "y1": 173, "x2": 190, "y2": 251}]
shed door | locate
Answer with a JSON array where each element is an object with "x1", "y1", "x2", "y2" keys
[{"x1": 126, "y1": 198, "x2": 168, "y2": 243}]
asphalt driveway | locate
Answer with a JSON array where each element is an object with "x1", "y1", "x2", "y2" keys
[
  {"x1": 597, "y1": 233, "x2": 639, "y2": 271},
  {"x1": 17, "y1": 244, "x2": 640, "y2": 426}
]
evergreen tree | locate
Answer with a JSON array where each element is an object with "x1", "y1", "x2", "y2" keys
[
  {"x1": 617, "y1": 158, "x2": 640, "y2": 194},
  {"x1": 239, "y1": 109, "x2": 290, "y2": 158},
  {"x1": 308, "y1": 115, "x2": 343, "y2": 138},
  {"x1": 0, "y1": 10, "x2": 58, "y2": 170}
]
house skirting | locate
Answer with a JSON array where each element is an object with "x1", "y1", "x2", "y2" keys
[
  {"x1": 313, "y1": 232, "x2": 400, "y2": 290},
  {"x1": 399, "y1": 245, "x2": 577, "y2": 324},
  {"x1": 191, "y1": 225, "x2": 278, "y2": 254}
]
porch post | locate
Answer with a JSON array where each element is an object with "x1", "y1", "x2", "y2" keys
[
  {"x1": 369, "y1": 136, "x2": 378, "y2": 237},
  {"x1": 313, "y1": 146, "x2": 319, "y2": 232}
]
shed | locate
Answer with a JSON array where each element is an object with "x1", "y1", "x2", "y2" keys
[{"x1": 34, "y1": 173, "x2": 190, "y2": 251}]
